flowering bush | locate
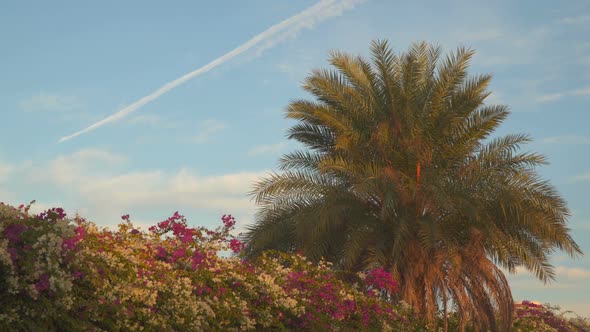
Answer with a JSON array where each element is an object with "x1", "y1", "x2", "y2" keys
[
  {"x1": 0, "y1": 202, "x2": 84, "y2": 330},
  {"x1": 2, "y1": 202, "x2": 589, "y2": 331},
  {"x1": 512, "y1": 301, "x2": 590, "y2": 332},
  {"x1": 1, "y1": 202, "x2": 410, "y2": 331}
]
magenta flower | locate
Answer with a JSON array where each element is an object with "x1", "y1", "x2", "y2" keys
[
  {"x1": 158, "y1": 220, "x2": 170, "y2": 229},
  {"x1": 37, "y1": 207, "x2": 67, "y2": 221},
  {"x1": 179, "y1": 228, "x2": 195, "y2": 244},
  {"x1": 172, "y1": 222, "x2": 186, "y2": 237},
  {"x1": 3, "y1": 223, "x2": 28, "y2": 243},
  {"x1": 191, "y1": 249, "x2": 206, "y2": 269},
  {"x1": 229, "y1": 239, "x2": 244, "y2": 253},
  {"x1": 170, "y1": 248, "x2": 186, "y2": 262},
  {"x1": 35, "y1": 274, "x2": 50, "y2": 292},
  {"x1": 63, "y1": 226, "x2": 86, "y2": 251},
  {"x1": 222, "y1": 214, "x2": 236, "y2": 228},
  {"x1": 155, "y1": 246, "x2": 168, "y2": 260},
  {"x1": 365, "y1": 267, "x2": 399, "y2": 293}
]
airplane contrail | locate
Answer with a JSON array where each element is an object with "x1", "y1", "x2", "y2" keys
[{"x1": 58, "y1": 0, "x2": 365, "y2": 143}]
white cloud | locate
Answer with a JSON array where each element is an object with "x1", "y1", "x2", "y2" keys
[
  {"x1": 58, "y1": 0, "x2": 366, "y2": 143},
  {"x1": 277, "y1": 63, "x2": 299, "y2": 77},
  {"x1": 458, "y1": 29, "x2": 502, "y2": 42},
  {"x1": 560, "y1": 15, "x2": 590, "y2": 25},
  {"x1": 542, "y1": 135, "x2": 590, "y2": 144},
  {"x1": 190, "y1": 119, "x2": 226, "y2": 143},
  {"x1": 0, "y1": 160, "x2": 15, "y2": 205},
  {"x1": 571, "y1": 171, "x2": 590, "y2": 182},
  {"x1": 19, "y1": 92, "x2": 82, "y2": 112},
  {"x1": 507, "y1": 265, "x2": 590, "y2": 282},
  {"x1": 0, "y1": 162, "x2": 13, "y2": 182},
  {"x1": 506, "y1": 265, "x2": 590, "y2": 291},
  {"x1": 536, "y1": 86, "x2": 590, "y2": 103},
  {"x1": 537, "y1": 93, "x2": 565, "y2": 103},
  {"x1": 25, "y1": 148, "x2": 267, "y2": 227},
  {"x1": 555, "y1": 266, "x2": 590, "y2": 280},
  {"x1": 574, "y1": 220, "x2": 590, "y2": 231},
  {"x1": 247, "y1": 142, "x2": 288, "y2": 156},
  {"x1": 572, "y1": 86, "x2": 590, "y2": 96},
  {"x1": 47, "y1": 149, "x2": 127, "y2": 184},
  {"x1": 275, "y1": 48, "x2": 318, "y2": 80},
  {"x1": 485, "y1": 91, "x2": 503, "y2": 105}
]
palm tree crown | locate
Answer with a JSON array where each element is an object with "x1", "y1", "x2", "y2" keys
[{"x1": 244, "y1": 40, "x2": 582, "y2": 331}]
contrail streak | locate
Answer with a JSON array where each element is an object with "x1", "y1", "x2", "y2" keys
[{"x1": 58, "y1": 0, "x2": 365, "y2": 143}]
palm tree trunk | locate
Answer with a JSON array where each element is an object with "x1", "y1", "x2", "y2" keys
[
  {"x1": 416, "y1": 162, "x2": 421, "y2": 187},
  {"x1": 443, "y1": 287, "x2": 448, "y2": 332}
]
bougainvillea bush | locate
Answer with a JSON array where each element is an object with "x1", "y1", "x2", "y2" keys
[
  {"x1": 0, "y1": 202, "x2": 410, "y2": 331},
  {"x1": 1, "y1": 202, "x2": 589, "y2": 331},
  {"x1": 512, "y1": 301, "x2": 590, "y2": 332}
]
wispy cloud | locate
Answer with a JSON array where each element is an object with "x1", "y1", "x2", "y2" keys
[
  {"x1": 127, "y1": 114, "x2": 181, "y2": 129},
  {"x1": 485, "y1": 91, "x2": 503, "y2": 105},
  {"x1": 0, "y1": 162, "x2": 13, "y2": 182},
  {"x1": 127, "y1": 114, "x2": 163, "y2": 126},
  {"x1": 536, "y1": 85, "x2": 590, "y2": 103},
  {"x1": 458, "y1": 29, "x2": 503, "y2": 42},
  {"x1": 19, "y1": 92, "x2": 82, "y2": 112},
  {"x1": 276, "y1": 51, "x2": 317, "y2": 80},
  {"x1": 571, "y1": 171, "x2": 590, "y2": 182},
  {"x1": 542, "y1": 135, "x2": 590, "y2": 145},
  {"x1": 506, "y1": 265, "x2": 590, "y2": 291},
  {"x1": 555, "y1": 266, "x2": 590, "y2": 280},
  {"x1": 58, "y1": 0, "x2": 366, "y2": 143},
  {"x1": 247, "y1": 142, "x2": 288, "y2": 156},
  {"x1": 537, "y1": 93, "x2": 565, "y2": 103},
  {"x1": 572, "y1": 86, "x2": 590, "y2": 96},
  {"x1": 560, "y1": 15, "x2": 590, "y2": 25},
  {"x1": 190, "y1": 119, "x2": 226, "y2": 143}
]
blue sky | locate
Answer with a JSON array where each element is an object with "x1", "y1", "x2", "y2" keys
[{"x1": 1, "y1": 0, "x2": 590, "y2": 315}]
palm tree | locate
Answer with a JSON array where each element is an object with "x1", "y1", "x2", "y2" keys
[{"x1": 243, "y1": 40, "x2": 582, "y2": 331}]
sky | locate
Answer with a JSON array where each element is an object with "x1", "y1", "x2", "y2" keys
[{"x1": 1, "y1": 0, "x2": 590, "y2": 316}]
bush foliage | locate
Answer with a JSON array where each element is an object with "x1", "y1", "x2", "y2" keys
[{"x1": 1, "y1": 202, "x2": 588, "y2": 331}]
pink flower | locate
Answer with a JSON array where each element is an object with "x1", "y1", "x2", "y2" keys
[
  {"x1": 365, "y1": 267, "x2": 399, "y2": 293},
  {"x1": 155, "y1": 246, "x2": 168, "y2": 260},
  {"x1": 35, "y1": 274, "x2": 50, "y2": 292},
  {"x1": 172, "y1": 222, "x2": 186, "y2": 237},
  {"x1": 121, "y1": 214, "x2": 130, "y2": 221},
  {"x1": 158, "y1": 220, "x2": 170, "y2": 229},
  {"x1": 179, "y1": 228, "x2": 196, "y2": 244},
  {"x1": 229, "y1": 239, "x2": 244, "y2": 253},
  {"x1": 170, "y1": 248, "x2": 186, "y2": 262},
  {"x1": 63, "y1": 226, "x2": 86, "y2": 251},
  {"x1": 3, "y1": 224, "x2": 28, "y2": 243},
  {"x1": 191, "y1": 249, "x2": 206, "y2": 269},
  {"x1": 37, "y1": 207, "x2": 67, "y2": 221},
  {"x1": 222, "y1": 214, "x2": 236, "y2": 228},
  {"x1": 7, "y1": 247, "x2": 18, "y2": 262}
]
